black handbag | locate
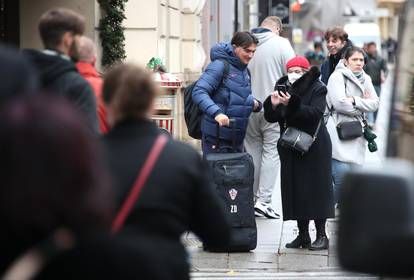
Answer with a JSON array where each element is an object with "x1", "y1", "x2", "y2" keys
[
  {"x1": 330, "y1": 76, "x2": 364, "y2": 141},
  {"x1": 336, "y1": 120, "x2": 363, "y2": 140},
  {"x1": 279, "y1": 119, "x2": 322, "y2": 154}
]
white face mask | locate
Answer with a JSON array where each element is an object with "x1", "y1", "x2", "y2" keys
[{"x1": 287, "y1": 72, "x2": 302, "y2": 84}]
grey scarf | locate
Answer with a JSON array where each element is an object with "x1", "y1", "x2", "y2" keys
[{"x1": 353, "y1": 71, "x2": 365, "y2": 85}]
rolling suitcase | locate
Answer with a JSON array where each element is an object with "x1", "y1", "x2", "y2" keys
[{"x1": 204, "y1": 120, "x2": 257, "y2": 252}]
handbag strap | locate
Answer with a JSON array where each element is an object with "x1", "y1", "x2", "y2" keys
[
  {"x1": 312, "y1": 118, "x2": 322, "y2": 141},
  {"x1": 111, "y1": 134, "x2": 168, "y2": 234}
]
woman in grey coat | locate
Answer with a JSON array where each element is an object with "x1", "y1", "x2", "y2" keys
[{"x1": 326, "y1": 46, "x2": 379, "y2": 204}]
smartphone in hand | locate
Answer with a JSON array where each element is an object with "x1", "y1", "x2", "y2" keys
[{"x1": 275, "y1": 85, "x2": 287, "y2": 96}]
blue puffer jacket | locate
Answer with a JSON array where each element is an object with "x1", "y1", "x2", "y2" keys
[{"x1": 192, "y1": 43, "x2": 255, "y2": 144}]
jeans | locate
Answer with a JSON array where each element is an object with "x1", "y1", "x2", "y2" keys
[
  {"x1": 331, "y1": 159, "x2": 353, "y2": 204},
  {"x1": 244, "y1": 112, "x2": 280, "y2": 204}
]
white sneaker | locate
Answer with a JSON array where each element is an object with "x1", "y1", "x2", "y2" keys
[
  {"x1": 254, "y1": 201, "x2": 280, "y2": 219},
  {"x1": 254, "y1": 209, "x2": 264, "y2": 217}
]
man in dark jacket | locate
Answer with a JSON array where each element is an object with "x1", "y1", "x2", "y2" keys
[
  {"x1": 364, "y1": 41, "x2": 388, "y2": 123},
  {"x1": 320, "y1": 27, "x2": 352, "y2": 85},
  {"x1": 23, "y1": 8, "x2": 99, "y2": 133}
]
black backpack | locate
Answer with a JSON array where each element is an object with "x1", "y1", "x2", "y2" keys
[{"x1": 183, "y1": 60, "x2": 230, "y2": 139}]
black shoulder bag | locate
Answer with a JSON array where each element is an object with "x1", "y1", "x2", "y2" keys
[
  {"x1": 279, "y1": 119, "x2": 322, "y2": 155},
  {"x1": 331, "y1": 76, "x2": 364, "y2": 140}
]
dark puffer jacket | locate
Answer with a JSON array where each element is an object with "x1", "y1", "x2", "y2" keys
[
  {"x1": 23, "y1": 49, "x2": 99, "y2": 133},
  {"x1": 192, "y1": 43, "x2": 255, "y2": 144}
]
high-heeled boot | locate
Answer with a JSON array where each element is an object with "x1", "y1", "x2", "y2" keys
[
  {"x1": 309, "y1": 219, "x2": 329, "y2": 250},
  {"x1": 286, "y1": 220, "x2": 311, "y2": 248}
]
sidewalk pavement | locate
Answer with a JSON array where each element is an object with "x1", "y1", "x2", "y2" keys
[{"x1": 184, "y1": 217, "x2": 349, "y2": 277}]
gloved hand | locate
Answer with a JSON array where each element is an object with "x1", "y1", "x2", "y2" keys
[{"x1": 364, "y1": 127, "x2": 378, "y2": 153}]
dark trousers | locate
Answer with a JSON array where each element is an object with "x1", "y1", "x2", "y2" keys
[{"x1": 298, "y1": 219, "x2": 327, "y2": 238}]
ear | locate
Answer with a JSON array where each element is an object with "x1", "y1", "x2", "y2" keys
[
  {"x1": 91, "y1": 55, "x2": 97, "y2": 66},
  {"x1": 275, "y1": 27, "x2": 280, "y2": 35},
  {"x1": 60, "y1": 32, "x2": 73, "y2": 54},
  {"x1": 105, "y1": 104, "x2": 116, "y2": 128}
]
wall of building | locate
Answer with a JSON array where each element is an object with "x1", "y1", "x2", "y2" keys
[
  {"x1": 19, "y1": 0, "x2": 96, "y2": 50},
  {"x1": 377, "y1": 2, "x2": 403, "y2": 40},
  {"x1": 123, "y1": 0, "x2": 206, "y2": 75}
]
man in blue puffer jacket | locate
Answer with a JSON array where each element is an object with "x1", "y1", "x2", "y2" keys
[{"x1": 192, "y1": 32, "x2": 262, "y2": 154}]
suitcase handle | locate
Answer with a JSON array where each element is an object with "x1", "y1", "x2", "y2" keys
[{"x1": 215, "y1": 118, "x2": 237, "y2": 151}]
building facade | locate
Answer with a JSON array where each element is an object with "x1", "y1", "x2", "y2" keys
[{"x1": 1, "y1": 0, "x2": 209, "y2": 141}]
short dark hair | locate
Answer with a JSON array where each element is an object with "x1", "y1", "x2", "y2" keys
[
  {"x1": 367, "y1": 41, "x2": 377, "y2": 48},
  {"x1": 0, "y1": 96, "x2": 113, "y2": 244},
  {"x1": 38, "y1": 8, "x2": 85, "y2": 49},
  {"x1": 231, "y1": 31, "x2": 259, "y2": 48},
  {"x1": 324, "y1": 27, "x2": 348, "y2": 42},
  {"x1": 344, "y1": 46, "x2": 366, "y2": 60},
  {"x1": 103, "y1": 64, "x2": 159, "y2": 121}
]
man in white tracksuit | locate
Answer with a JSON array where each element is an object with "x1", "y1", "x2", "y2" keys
[{"x1": 246, "y1": 16, "x2": 295, "y2": 219}]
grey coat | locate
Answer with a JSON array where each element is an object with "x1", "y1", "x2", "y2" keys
[{"x1": 326, "y1": 61, "x2": 379, "y2": 164}]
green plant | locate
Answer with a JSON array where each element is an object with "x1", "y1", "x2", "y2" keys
[{"x1": 97, "y1": 0, "x2": 128, "y2": 67}]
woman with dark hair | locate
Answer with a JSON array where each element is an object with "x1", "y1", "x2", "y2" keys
[
  {"x1": 326, "y1": 46, "x2": 379, "y2": 206},
  {"x1": 102, "y1": 64, "x2": 231, "y2": 280},
  {"x1": 264, "y1": 56, "x2": 334, "y2": 250},
  {"x1": 0, "y1": 96, "x2": 168, "y2": 280},
  {"x1": 192, "y1": 31, "x2": 262, "y2": 154}
]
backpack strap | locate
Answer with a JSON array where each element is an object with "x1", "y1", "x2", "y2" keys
[{"x1": 220, "y1": 60, "x2": 230, "y2": 82}]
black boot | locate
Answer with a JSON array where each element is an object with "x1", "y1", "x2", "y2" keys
[
  {"x1": 286, "y1": 220, "x2": 311, "y2": 249},
  {"x1": 309, "y1": 235, "x2": 329, "y2": 250},
  {"x1": 309, "y1": 219, "x2": 329, "y2": 251}
]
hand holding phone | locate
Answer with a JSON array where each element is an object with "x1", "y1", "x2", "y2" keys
[
  {"x1": 275, "y1": 85, "x2": 287, "y2": 96},
  {"x1": 272, "y1": 84, "x2": 290, "y2": 106}
]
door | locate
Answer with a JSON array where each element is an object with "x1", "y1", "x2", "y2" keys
[{"x1": 0, "y1": 0, "x2": 20, "y2": 46}]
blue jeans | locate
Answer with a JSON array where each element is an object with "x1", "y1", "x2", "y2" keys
[{"x1": 332, "y1": 159, "x2": 353, "y2": 204}]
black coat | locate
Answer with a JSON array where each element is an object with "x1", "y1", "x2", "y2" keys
[
  {"x1": 23, "y1": 49, "x2": 99, "y2": 133},
  {"x1": 1, "y1": 232, "x2": 178, "y2": 280},
  {"x1": 264, "y1": 67, "x2": 334, "y2": 221},
  {"x1": 103, "y1": 120, "x2": 231, "y2": 279},
  {"x1": 35, "y1": 234, "x2": 173, "y2": 280}
]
